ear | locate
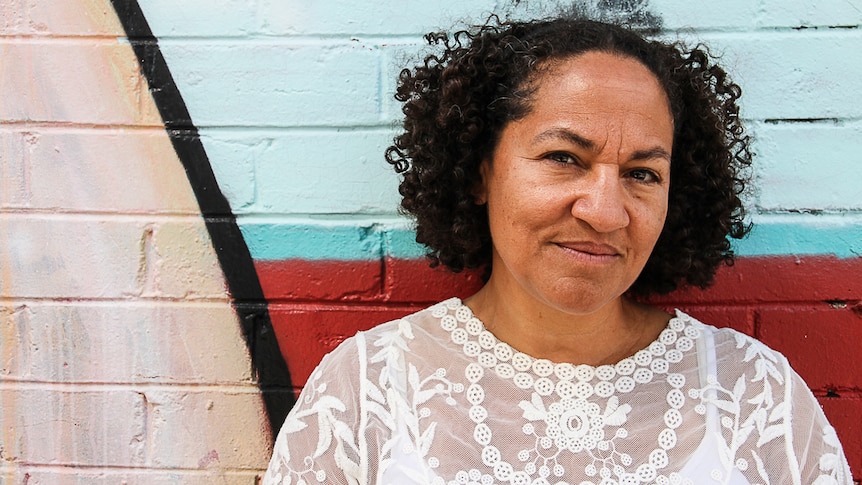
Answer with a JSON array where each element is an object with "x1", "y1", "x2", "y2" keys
[{"x1": 473, "y1": 158, "x2": 490, "y2": 205}]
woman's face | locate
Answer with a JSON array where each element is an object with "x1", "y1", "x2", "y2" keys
[{"x1": 477, "y1": 51, "x2": 674, "y2": 315}]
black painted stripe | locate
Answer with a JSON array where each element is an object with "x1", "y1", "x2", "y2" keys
[{"x1": 108, "y1": 0, "x2": 295, "y2": 440}]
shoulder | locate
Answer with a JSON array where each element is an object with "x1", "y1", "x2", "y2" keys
[
  {"x1": 674, "y1": 310, "x2": 789, "y2": 369},
  {"x1": 675, "y1": 310, "x2": 853, "y2": 483},
  {"x1": 311, "y1": 299, "x2": 454, "y2": 374}
]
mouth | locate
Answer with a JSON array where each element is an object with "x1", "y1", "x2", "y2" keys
[{"x1": 554, "y1": 241, "x2": 622, "y2": 262}]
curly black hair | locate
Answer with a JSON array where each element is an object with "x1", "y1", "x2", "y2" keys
[{"x1": 385, "y1": 16, "x2": 752, "y2": 296}]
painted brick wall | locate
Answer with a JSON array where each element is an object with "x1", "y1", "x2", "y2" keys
[
  {"x1": 0, "y1": 1, "x2": 274, "y2": 483},
  {"x1": 1, "y1": 0, "x2": 861, "y2": 483}
]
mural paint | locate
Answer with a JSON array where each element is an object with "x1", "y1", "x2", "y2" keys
[
  {"x1": 1, "y1": 0, "x2": 860, "y2": 482},
  {"x1": 108, "y1": 0, "x2": 294, "y2": 434},
  {"x1": 0, "y1": 0, "x2": 282, "y2": 482}
]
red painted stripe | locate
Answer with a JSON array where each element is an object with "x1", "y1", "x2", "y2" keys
[
  {"x1": 258, "y1": 256, "x2": 862, "y2": 474},
  {"x1": 256, "y1": 255, "x2": 862, "y2": 304}
]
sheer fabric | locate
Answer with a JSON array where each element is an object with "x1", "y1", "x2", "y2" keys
[{"x1": 264, "y1": 298, "x2": 852, "y2": 485}]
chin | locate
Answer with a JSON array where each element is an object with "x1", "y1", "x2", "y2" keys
[{"x1": 537, "y1": 280, "x2": 627, "y2": 316}]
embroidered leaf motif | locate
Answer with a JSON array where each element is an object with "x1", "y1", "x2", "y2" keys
[
  {"x1": 408, "y1": 364, "x2": 421, "y2": 393},
  {"x1": 398, "y1": 318, "x2": 415, "y2": 340},
  {"x1": 333, "y1": 420, "x2": 356, "y2": 449},
  {"x1": 314, "y1": 413, "x2": 333, "y2": 458},
  {"x1": 712, "y1": 399, "x2": 740, "y2": 414},
  {"x1": 333, "y1": 442, "x2": 360, "y2": 482},
  {"x1": 747, "y1": 391, "x2": 766, "y2": 407},
  {"x1": 365, "y1": 379, "x2": 386, "y2": 404},
  {"x1": 820, "y1": 452, "x2": 839, "y2": 472},
  {"x1": 282, "y1": 415, "x2": 309, "y2": 434},
  {"x1": 315, "y1": 395, "x2": 347, "y2": 413},
  {"x1": 744, "y1": 342, "x2": 760, "y2": 362},
  {"x1": 419, "y1": 422, "x2": 437, "y2": 456},
  {"x1": 377, "y1": 364, "x2": 390, "y2": 389},
  {"x1": 365, "y1": 400, "x2": 397, "y2": 431},
  {"x1": 733, "y1": 375, "x2": 746, "y2": 401},
  {"x1": 764, "y1": 360, "x2": 784, "y2": 384},
  {"x1": 768, "y1": 402, "x2": 787, "y2": 423},
  {"x1": 756, "y1": 424, "x2": 784, "y2": 447},
  {"x1": 369, "y1": 347, "x2": 389, "y2": 364},
  {"x1": 752, "y1": 449, "x2": 771, "y2": 485},
  {"x1": 812, "y1": 476, "x2": 840, "y2": 485},
  {"x1": 415, "y1": 389, "x2": 439, "y2": 405},
  {"x1": 519, "y1": 393, "x2": 547, "y2": 421},
  {"x1": 604, "y1": 396, "x2": 632, "y2": 426},
  {"x1": 745, "y1": 407, "x2": 767, "y2": 432},
  {"x1": 737, "y1": 423, "x2": 755, "y2": 445}
]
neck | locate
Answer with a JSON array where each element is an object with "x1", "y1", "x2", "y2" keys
[{"x1": 463, "y1": 279, "x2": 668, "y2": 366}]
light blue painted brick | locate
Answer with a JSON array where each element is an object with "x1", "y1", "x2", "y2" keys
[
  {"x1": 137, "y1": 0, "x2": 259, "y2": 38},
  {"x1": 653, "y1": 0, "x2": 862, "y2": 30},
  {"x1": 255, "y1": 0, "x2": 499, "y2": 36},
  {"x1": 693, "y1": 31, "x2": 862, "y2": 120},
  {"x1": 757, "y1": 0, "x2": 862, "y2": 28},
  {"x1": 140, "y1": 0, "x2": 861, "y2": 39},
  {"x1": 246, "y1": 129, "x2": 400, "y2": 214},
  {"x1": 157, "y1": 41, "x2": 382, "y2": 127},
  {"x1": 751, "y1": 121, "x2": 862, "y2": 211},
  {"x1": 383, "y1": 31, "x2": 862, "y2": 124},
  {"x1": 198, "y1": 132, "x2": 260, "y2": 210},
  {"x1": 649, "y1": 0, "x2": 761, "y2": 30}
]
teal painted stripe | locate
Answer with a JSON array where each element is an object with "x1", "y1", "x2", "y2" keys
[
  {"x1": 241, "y1": 219, "x2": 861, "y2": 261},
  {"x1": 732, "y1": 220, "x2": 862, "y2": 258},
  {"x1": 239, "y1": 224, "x2": 391, "y2": 261}
]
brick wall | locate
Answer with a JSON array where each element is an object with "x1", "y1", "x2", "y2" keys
[
  {"x1": 0, "y1": 1, "x2": 272, "y2": 483},
  {"x1": 1, "y1": 0, "x2": 860, "y2": 482}
]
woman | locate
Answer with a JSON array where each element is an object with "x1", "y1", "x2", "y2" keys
[{"x1": 264, "y1": 16, "x2": 852, "y2": 485}]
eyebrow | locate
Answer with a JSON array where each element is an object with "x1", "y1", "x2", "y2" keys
[
  {"x1": 533, "y1": 128, "x2": 595, "y2": 151},
  {"x1": 631, "y1": 147, "x2": 672, "y2": 163},
  {"x1": 532, "y1": 128, "x2": 671, "y2": 162}
]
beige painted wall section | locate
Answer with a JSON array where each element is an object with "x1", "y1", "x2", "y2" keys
[{"x1": 0, "y1": 1, "x2": 272, "y2": 483}]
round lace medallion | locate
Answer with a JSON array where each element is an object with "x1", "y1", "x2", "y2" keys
[{"x1": 431, "y1": 298, "x2": 700, "y2": 484}]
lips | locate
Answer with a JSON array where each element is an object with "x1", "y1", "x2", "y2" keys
[
  {"x1": 554, "y1": 241, "x2": 622, "y2": 258},
  {"x1": 553, "y1": 242, "x2": 622, "y2": 266}
]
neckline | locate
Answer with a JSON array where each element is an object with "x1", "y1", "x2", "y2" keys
[
  {"x1": 427, "y1": 298, "x2": 704, "y2": 483},
  {"x1": 431, "y1": 297, "x2": 700, "y2": 387}
]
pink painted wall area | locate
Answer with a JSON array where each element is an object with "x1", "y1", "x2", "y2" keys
[{"x1": 0, "y1": 1, "x2": 272, "y2": 482}]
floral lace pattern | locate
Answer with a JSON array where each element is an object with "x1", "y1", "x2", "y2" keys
[
  {"x1": 263, "y1": 299, "x2": 853, "y2": 485},
  {"x1": 437, "y1": 299, "x2": 700, "y2": 485}
]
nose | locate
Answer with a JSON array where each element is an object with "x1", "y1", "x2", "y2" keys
[{"x1": 570, "y1": 167, "x2": 630, "y2": 233}]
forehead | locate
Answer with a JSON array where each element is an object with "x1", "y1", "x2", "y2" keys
[
  {"x1": 519, "y1": 52, "x2": 674, "y2": 138},
  {"x1": 532, "y1": 51, "x2": 669, "y2": 104}
]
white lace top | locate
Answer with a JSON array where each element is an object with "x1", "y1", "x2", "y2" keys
[{"x1": 264, "y1": 298, "x2": 852, "y2": 485}]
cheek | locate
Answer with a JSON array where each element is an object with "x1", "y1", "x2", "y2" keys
[
  {"x1": 631, "y1": 193, "x2": 668, "y2": 248},
  {"x1": 635, "y1": 196, "x2": 669, "y2": 247},
  {"x1": 487, "y1": 189, "x2": 551, "y2": 251}
]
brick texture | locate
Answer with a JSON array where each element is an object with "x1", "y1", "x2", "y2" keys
[
  {"x1": 3, "y1": 0, "x2": 861, "y2": 483},
  {"x1": 265, "y1": 256, "x2": 862, "y2": 480}
]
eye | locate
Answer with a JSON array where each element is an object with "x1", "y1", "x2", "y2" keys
[
  {"x1": 545, "y1": 152, "x2": 579, "y2": 166},
  {"x1": 627, "y1": 168, "x2": 661, "y2": 184}
]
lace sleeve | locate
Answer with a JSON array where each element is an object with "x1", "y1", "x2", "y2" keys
[
  {"x1": 787, "y1": 369, "x2": 854, "y2": 485},
  {"x1": 262, "y1": 337, "x2": 366, "y2": 485},
  {"x1": 703, "y1": 330, "x2": 854, "y2": 485}
]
